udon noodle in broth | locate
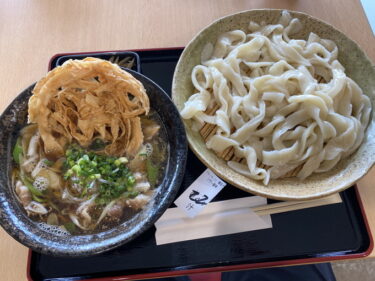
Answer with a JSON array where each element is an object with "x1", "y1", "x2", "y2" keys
[
  {"x1": 12, "y1": 58, "x2": 167, "y2": 234},
  {"x1": 180, "y1": 11, "x2": 372, "y2": 184}
]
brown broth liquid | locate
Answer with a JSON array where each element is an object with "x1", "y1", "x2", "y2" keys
[{"x1": 12, "y1": 109, "x2": 168, "y2": 235}]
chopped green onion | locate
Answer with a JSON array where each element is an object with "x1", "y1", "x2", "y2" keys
[
  {"x1": 43, "y1": 159, "x2": 54, "y2": 166},
  {"x1": 89, "y1": 138, "x2": 106, "y2": 150},
  {"x1": 20, "y1": 175, "x2": 44, "y2": 197},
  {"x1": 32, "y1": 194, "x2": 46, "y2": 203},
  {"x1": 72, "y1": 165, "x2": 81, "y2": 174},
  {"x1": 127, "y1": 175, "x2": 135, "y2": 185},
  {"x1": 64, "y1": 144, "x2": 135, "y2": 204},
  {"x1": 64, "y1": 169, "x2": 73, "y2": 179},
  {"x1": 118, "y1": 157, "x2": 128, "y2": 163},
  {"x1": 12, "y1": 138, "x2": 23, "y2": 164},
  {"x1": 146, "y1": 158, "x2": 158, "y2": 187},
  {"x1": 81, "y1": 186, "x2": 88, "y2": 197},
  {"x1": 64, "y1": 222, "x2": 76, "y2": 234},
  {"x1": 123, "y1": 190, "x2": 139, "y2": 198}
]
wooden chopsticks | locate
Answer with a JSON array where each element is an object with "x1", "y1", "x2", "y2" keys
[{"x1": 252, "y1": 193, "x2": 342, "y2": 216}]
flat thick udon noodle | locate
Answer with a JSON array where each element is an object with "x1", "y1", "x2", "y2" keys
[
  {"x1": 181, "y1": 11, "x2": 372, "y2": 184},
  {"x1": 28, "y1": 57, "x2": 150, "y2": 158}
]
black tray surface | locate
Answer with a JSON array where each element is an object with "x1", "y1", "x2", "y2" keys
[{"x1": 30, "y1": 48, "x2": 370, "y2": 281}]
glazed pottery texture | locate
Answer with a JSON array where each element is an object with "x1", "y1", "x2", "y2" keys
[
  {"x1": 0, "y1": 69, "x2": 187, "y2": 256},
  {"x1": 172, "y1": 9, "x2": 375, "y2": 200}
]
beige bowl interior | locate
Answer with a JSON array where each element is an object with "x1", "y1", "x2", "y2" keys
[{"x1": 172, "y1": 9, "x2": 375, "y2": 200}]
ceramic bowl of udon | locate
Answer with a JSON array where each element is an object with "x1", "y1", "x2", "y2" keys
[
  {"x1": 0, "y1": 69, "x2": 187, "y2": 256},
  {"x1": 172, "y1": 9, "x2": 375, "y2": 200}
]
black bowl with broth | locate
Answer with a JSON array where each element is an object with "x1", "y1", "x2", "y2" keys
[{"x1": 0, "y1": 69, "x2": 187, "y2": 256}]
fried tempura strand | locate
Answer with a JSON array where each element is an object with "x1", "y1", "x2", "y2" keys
[{"x1": 28, "y1": 58, "x2": 150, "y2": 158}]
